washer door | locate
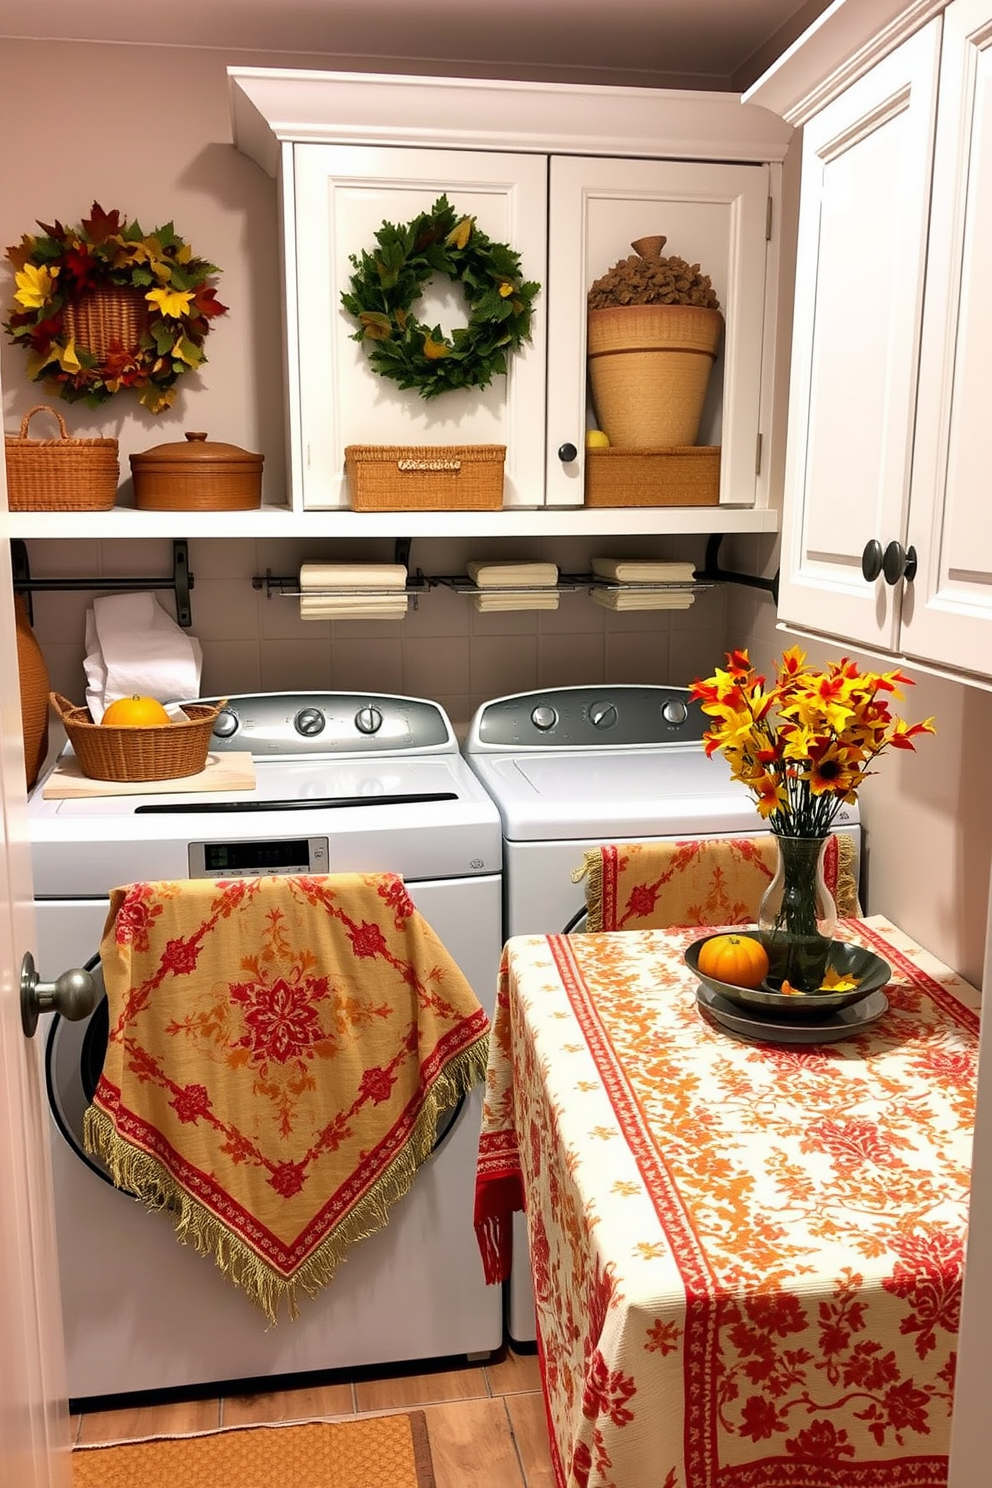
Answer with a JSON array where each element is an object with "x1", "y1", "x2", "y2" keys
[
  {"x1": 45, "y1": 957, "x2": 120, "y2": 1187},
  {"x1": 45, "y1": 957, "x2": 463, "y2": 1186}
]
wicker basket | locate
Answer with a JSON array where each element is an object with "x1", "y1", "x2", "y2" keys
[
  {"x1": 63, "y1": 287, "x2": 150, "y2": 362},
  {"x1": 51, "y1": 693, "x2": 224, "y2": 783},
  {"x1": 345, "y1": 445, "x2": 505, "y2": 511},
  {"x1": 584, "y1": 446, "x2": 721, "y2": 507},
  {"x1": 5, "y1": 405, "x2": 119, "y2": 512}
]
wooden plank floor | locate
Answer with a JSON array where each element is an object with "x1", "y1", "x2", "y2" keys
[{"x1": 72, "y1": 1346, "x2": 555, "y2": 1488}]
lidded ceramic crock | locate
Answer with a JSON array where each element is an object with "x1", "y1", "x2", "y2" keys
[{"x1": 130, "y1": 431, "x2": 263, "y2": 511}]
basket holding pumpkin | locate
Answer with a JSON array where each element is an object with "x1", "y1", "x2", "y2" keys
[{"x1": 51, "y1": 693, "x2": 225, "y2": 782}]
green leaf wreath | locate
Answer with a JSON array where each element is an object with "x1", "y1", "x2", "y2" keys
[
  {"x1": 341, "y1": 195, "x2": 540, "y2": 401},
  {"x1": 3, "y1": 202, "x2": 228, "y2": 414}
]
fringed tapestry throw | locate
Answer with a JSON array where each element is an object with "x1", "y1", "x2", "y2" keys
[
  {"x1": 574, "y1": 831, "x2": 860, "y2": 932},
  {"x1": 85, "y1": 872, "x2": 490, "y2": 1321}
]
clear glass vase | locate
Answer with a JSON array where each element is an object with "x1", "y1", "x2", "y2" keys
[{"x1": 758, "y1": 834, "x2": 838, "y2": 993}]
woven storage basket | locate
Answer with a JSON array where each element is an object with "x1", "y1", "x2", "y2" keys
[
  {"x1": 584, "y1": 446, "x2": 721, "y2": 507},
  {"x1": 587, "y1": 304, "x2": 723, "y2": 448},
  {"x1": 345, "y1": 445, "x2": 505, "y2": 511},
  {"x1": 51, "y1": 693, "x2": 223, "y2": 783},
  {"x1": 5, "y1": 405, "x2": 119, "y2": 512},
  {"x1": 62, "y1": 286, "x2": 150, "y2": 362}
]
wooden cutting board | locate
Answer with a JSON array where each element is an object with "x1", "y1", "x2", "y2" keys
[{"x1": 42, "y1": 751, "x2": 256, "y2": 799}]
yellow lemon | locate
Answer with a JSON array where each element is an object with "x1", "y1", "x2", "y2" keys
[
  {"x1": 585, "y1": 429, "x2": 610, "y2": 449},
  {"x1": 101, "y1": 695, "x2": 172, "y2": 727}
]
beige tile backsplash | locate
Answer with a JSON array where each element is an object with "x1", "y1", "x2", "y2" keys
[{"x1": 23, "y1": 534, "x2": 736, "y2": 737}]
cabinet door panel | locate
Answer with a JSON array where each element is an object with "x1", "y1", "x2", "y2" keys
[
  {"x1": 291, "y1": 145, "x2": 548, "y2": 509},
  {"x1": 547, "y1": 156, "x2": 770, "y2": 508},
  {"x1": 777, "y1": 24, "x2": 940, "y2": 649},
  {"x1": 902, "y1": 0, "x2": 992, "y2": 677}
]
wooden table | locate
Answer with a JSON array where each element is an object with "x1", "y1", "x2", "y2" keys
[{"x1": 475, "y1": 916, "x2": 981, "y2": 1488}]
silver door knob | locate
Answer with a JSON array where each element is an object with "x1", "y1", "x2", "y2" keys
[{"x1": 20, "y1": 952, "x2": 99, "y2": 1039}]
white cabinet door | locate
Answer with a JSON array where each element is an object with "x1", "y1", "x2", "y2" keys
[
  {"x1": 291, "y1": 145, "x2": 548, "y2": 510},
  {"x1": 777, "y1": 22, "x2": 941, "y2": 650},
  {"x1": 900, "y1": 0, "x2": 992, "y2": 677},
  {"x1": 546, "y1": 156, "x2": 773, "y2": 509}
]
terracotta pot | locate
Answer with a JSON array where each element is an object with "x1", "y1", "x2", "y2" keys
[
  {"x1": 130, "y1": 432, "x2": 263, "y2": 511},
  {"x1": 14, "y1": 594, "x2": 50, "y2": 790}
]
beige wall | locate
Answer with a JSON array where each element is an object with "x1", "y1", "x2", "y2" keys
[{"x1": 3, "y1": 37, "x2": 990, "y2": 988}]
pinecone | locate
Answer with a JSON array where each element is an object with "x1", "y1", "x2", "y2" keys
[{"x1": 587, "y1": 235, "x2": 720, "y2": 311}]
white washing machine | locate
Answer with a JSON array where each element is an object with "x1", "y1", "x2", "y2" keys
[
  {"x1": 28, "y1": 692, "x2": 504, "y2": 1404},
  {"x1": 463, "y1": 684, "x2": 861, "y2": 1343}
]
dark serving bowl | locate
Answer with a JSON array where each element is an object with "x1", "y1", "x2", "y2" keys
[{"x1": 684, "y1": 932, "x2": 891, "y2": 1020}]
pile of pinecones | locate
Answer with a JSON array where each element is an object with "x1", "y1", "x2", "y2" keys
[{"x1": 588, "y1": 235, "x2": 720, "y2": 311}]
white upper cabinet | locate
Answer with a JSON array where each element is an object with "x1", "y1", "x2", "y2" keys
[
  {"x1": 228, "y1": 68, "x2": 792, "y2": 535},
  {"x1": 901, "y1": 0, "x2": 992, "y2": 677},
  {"x1": 752, "y1": 0, "x2": 992, "y2": 682},
  {"x1": 776, "y1": 23, "x2": 940, "y2": 652},
  {"x1": 292, "y1": 144, "x2": 549, "y2": 510},
  {"x1": 546, "y1": 157, "x2": 772, "y2": 509}
]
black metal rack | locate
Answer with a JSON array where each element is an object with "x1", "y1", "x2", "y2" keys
[{"x1": 11, "y1": 539, "x2": 194, "y2": 627}]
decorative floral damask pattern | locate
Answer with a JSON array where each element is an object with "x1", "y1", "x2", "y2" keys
[
  {"x1": 88, "y1": 873, "x2": 490, "y2": 1319},
  {"x1": 577, "y1": 833, "x2": 859, "y2": 932},
  {"x1": 475, "y1": 916, "x2": 979, "y2": 1488}
]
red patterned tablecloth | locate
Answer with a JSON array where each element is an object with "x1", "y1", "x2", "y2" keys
[{"x1": 475, "y1": 916, "x2": 981, "y2": 1488}]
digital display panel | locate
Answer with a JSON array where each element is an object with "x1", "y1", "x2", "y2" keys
[{"x1": 202, "y1": 839, "x2": 310, "y2": 873}]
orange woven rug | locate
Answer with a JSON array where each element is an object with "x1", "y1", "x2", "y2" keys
[{"x1": 71, "y1": 1409, "x2": 436, "y2": 1488}]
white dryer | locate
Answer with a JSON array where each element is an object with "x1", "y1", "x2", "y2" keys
[
  {"x1": 28, "y1": 692, "x2": 504, "y2": 1403},
  {"x1": 463, "y1": 684, "x2": 861, "y2": 1343}
]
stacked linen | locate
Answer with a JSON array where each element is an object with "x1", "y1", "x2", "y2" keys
[
  {"x1": 298, "y1": 563, "x2": 408, "y2": 620},
  {"x1": 590, "y1": 556, "x2": 696, "y2": 612},
  {"x1": 468, "y1": 560, "x2": 559, "y2": 612}
]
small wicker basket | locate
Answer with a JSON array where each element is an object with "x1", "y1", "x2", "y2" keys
[
  {"x1": 5, "y1": 405, "x2": 119, "y2": 512},
  {"x1": 345, "y1": 445, "x2": 505, "y2": 511},
  {"x1": 51, "y1": 693, "x2": 225, "y2": 783},
  {"x1": 584, "y1": 446, "x2": 721, "y2": 507}
]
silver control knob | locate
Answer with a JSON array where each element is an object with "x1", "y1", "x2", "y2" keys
[
  {"x1": 662, "y1": 699, "x2": 689, "y2": 726},
  {"x1": 294, "y1": 707, "x2": 326, "y2": 737},
  {"x1": 589, "y1": 701, "x2": 618, "y2": 729},
  {"x1": 531, "y1": 705, "x2": 558, "y2": 732},
  {"x1": 355, "y1": 705, "x2": 383, "y2": 736},
  {"x1": 212, "y1": 708, "x2": 239, "y2": 739}
]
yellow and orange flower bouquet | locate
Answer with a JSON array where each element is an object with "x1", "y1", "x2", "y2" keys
[{"x1": 690, "y1": 647, "x2": 936, "y2": 989}]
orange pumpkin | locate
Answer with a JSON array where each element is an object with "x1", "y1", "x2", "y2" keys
[
  {"x1": 697, "y1": 933, "x2": 769, "y2": 989},
  {"x1": 101, "y1": 694, "x2": 172, "y2": 727}
]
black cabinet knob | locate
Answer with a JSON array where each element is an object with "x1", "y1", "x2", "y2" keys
[
  {"x1": 861, "y1": 540, "x2": 883, "y2": 582},
  {"x1": 883, "y1": 541, "x2": 917, "y2": 585},
  {"x1": 557, "y1": 443, "x2": 578, "y2": 463}
]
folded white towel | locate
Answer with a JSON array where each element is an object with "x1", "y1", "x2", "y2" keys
[
  {"x1": 591, "y1": 589, "x2": 695, "y2": 612},
  {"x1": 472, "y1": 591, "x2": 560, "y2": 612},
  {"x1": 84, "y1": 592, "x2": 203, "y2": 722},
  {"x1": 592, "y1": 558, "x2": 697, "y2": 584},
  {"x1": 300, "y1": 594, "x2": 409, "y2": 620},
  {"x1": 467, "y1": 561, "x2": 558, "y2": 588},
  {"x1": 299, "y1": 563, "x2": 408, "y2": 591}
]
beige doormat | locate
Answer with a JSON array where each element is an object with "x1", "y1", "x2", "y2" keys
[{"x1": 72, "y1": 1408, "x2": 436, "y2": 1488}]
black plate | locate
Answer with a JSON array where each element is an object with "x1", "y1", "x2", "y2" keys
[
  {"x1": 697, "y1": 984, "x2": 889, "y2": 1044},
  {"x1": 685, "y1": 932, "x2": 890, "y2": 1020}
]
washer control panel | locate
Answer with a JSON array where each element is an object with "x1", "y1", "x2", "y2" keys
[
  {"x1": 184, "y1": 692, "x2": 454, "y2": 755},
  {"x1": 467, "y1": 686, "x2": 708, "y2": 750}
]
